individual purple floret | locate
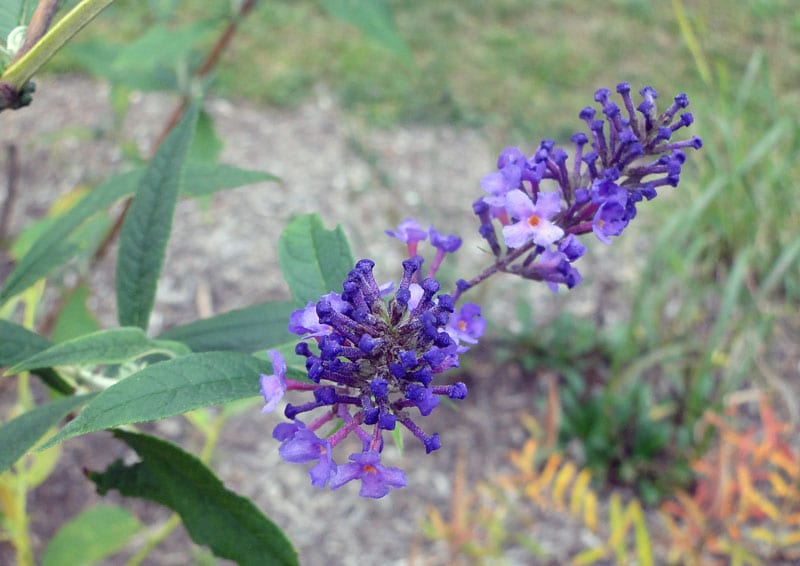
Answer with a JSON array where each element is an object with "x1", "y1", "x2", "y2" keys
[
  {"x1": 329, "y1": 450, "x2": 407, "y2": 498},
  {"x1": 261, "y1": 256, "x2": 481, "y2": 497},
  {"x1": 385, "y1": 218, "x2": 428, "y2": 257},
  {"x1": 470, "y1": 82, "x2": 702, "y2": 292}
]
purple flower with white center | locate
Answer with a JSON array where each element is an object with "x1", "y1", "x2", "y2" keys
[
  {"x1": 386, "y1": 218, "x2": 428, "y2": 257},
  {"x1": 329, "y1": 450, "x2": 407, "y2": 498},
  {"x1": 268, "y1": 256, "x2": 473, "y2": 497},
  {"x1": 260, "y1": 350, "x2": 287, "y2": 414},
  {"x1": 501, "y1": 190, "x2": 565, "y2": 248},
  {"x1": 447, "y1": 303, "x2": 485, "y2": 349}
]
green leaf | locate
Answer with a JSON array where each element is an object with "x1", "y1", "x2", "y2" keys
[
  {"x1": 0, "y1": 393, "x2": 95, "y2": 475},
  {"x1": 0, "y1": 319, "x2": 52, "y2": 367},
  {"x1": 7, "y1": 327, "x2": 188, "y2": 374},
  {"x1": 0, "y1": 170, "x2": 141, "y2": 304},
  {"x1": 116, "y1": 101, "x2": 200, "y2": 330},
  {"x1": 41, "y1": 505, "x2": 141, "y2": 566},
  {"x1": 188, "y1": 109, "x2": 224, "y2": 163},
  {"x1": 157, "y1": 301, "x2": 298, "y2": 353},
  {"x1": 0, "y1": 0, "x2": 34, "y2": 38},
  {"x1": 90, "y1": 431, "x2": 298, "y2": 566},
  {"x1": 0, "y1": 320, "x2": 71, "y2": 393},
  {"x1": 181, "y1": 163, "x2": 279, "y2": 198},
  {"x1": 319, "y1": 0, "x2": 411, "y2": 59},
  {"x1": 51, "y1": 284, "x2": 101, "y2": 343},
  {"x1": 64, "y1": 40, "x2": 178, "y2": 91},
  {"x1": 111, "y1": 21, "x2": 217, "y2": 73},
  {"x1": 278, "y1": 214, "x2": 354, "y2": 303},
  {"x1": 43, "y1": 352, "x2": 268, "y2": 448}
]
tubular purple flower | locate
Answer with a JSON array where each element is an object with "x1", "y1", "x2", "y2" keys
[
  {"x1": 260, "y1": 350, "x2": 288, "y2": 414},
  {"x1": 329, "y1": 450, "x2": 407, "y2": 498},
  {"x1": 386, "y1": 218, "x2": 428, "y2": 257}
]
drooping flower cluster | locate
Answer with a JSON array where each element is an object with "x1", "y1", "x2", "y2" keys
[
  {"x1": 471, "y1": 83, "x2": 702, "y2": 293},
  {"x1": 261, "y1": 255, "x2": 484, "y2": 498}
]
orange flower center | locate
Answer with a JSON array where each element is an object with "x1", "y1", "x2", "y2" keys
[{"x1": 527, "y1": 214, "x2": 542, "y2": 228}]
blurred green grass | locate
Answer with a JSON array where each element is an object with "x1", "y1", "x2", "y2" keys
[{"x1": 56, "y1": 1, "x2": 798, "y2": 135}]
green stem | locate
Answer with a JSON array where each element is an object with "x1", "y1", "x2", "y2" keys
[
  {"x1": 124, "y1": 514, "x2": 181, "y2": 566},
  {"x1": 1, "y1": 0, "x2": 117, "y2": 90},
  {"x1": 12, "y1": 472, "x2": 33, "y2": 566}
]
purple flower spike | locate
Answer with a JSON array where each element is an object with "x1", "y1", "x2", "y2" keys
[
  {"x1": 267, "y1": 257, "x2": 480, "y2": 495},
  {"x1": 329, "y1": 450, "x2": 407, "y2": 498},
  {"x1": 473, "y1": 81, "x2": 701, "y2": 292},
  {"x1": 260, "y1": 350, "x2": 287, "y2": 414}
]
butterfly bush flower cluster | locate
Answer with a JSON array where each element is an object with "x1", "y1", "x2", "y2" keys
[
  {"x1": 467, "y1": 82, "x2": 702, "y2": 294},
  {"x1": 261, "y1": 83, "x2": 701, "y2": 498},
  {"x1": 260, "y1": 224, "x2": 484, "y2": 498}
]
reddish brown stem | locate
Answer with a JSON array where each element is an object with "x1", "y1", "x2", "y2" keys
[{"x1": 15, "y1": 0, "x2": 62, "y2": 62}]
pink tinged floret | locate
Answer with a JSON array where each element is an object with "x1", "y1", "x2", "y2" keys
[
  {"x1": 501, "y1": 190, "x2": 565, "y2": 248},
  {"x1": 260, "y1": 350, "x2": 287, "y2": 414},
  {"x1": 386, "y1": 218, "x2": 427, "y2": 257},
  {"x1": 329, "y1": 450, "x2": 407, "y2": 498}
]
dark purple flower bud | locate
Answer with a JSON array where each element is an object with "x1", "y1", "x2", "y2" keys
[
  {"x1": 379, "y1": 412, "x2": 397, "y2": 430},
  {"x1": 448, "y1": 382, "x2": 468, "y2": 399},
  {"x1": 358, "y1": 334, "x2": 379, "y2": 354},
  {"x1": 314, "y1": 386, "x2": 337, "y2": 405}
]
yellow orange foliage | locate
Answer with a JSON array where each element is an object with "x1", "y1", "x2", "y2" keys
[
  {"x1": 660, "y1": 392, "x2": 800, "y2": 564},
  {"x1": 423, "y1": 392, "x2": 800, "y2": 565}
]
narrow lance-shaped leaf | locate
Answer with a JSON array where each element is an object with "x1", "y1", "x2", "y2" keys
[
  {"x1": 116, "y1": 100, "x2": 200, "y2": 329},
  {"x1": 0, "y1": 320, "x2": 73, "y2": 393},
  {"x1": 42, "y1": 351, "x2": 270, "y2": 448},
  {"x1": 319, "y1": 0, "x2": 411, "y2": 59},
  {"x1": 0, "y1": 393, "x2": 96, "y2": 475},
  {"x1": 181, "y1": 163, "x2": 280, "y2": 197},
  {"x1": 0, "y1": 319, "x2": 52, "y2": 366},
  {"x1": 90, "y1": 430, "x2": 298, "y2": 566},
  {"x1": 278, "y1": 213, "x2": 354, "y2": 303},
  {"x1": 7, "y1": 327, "x2": 189, "y2": 375},
  {"x1": 0, "y1": 170, "x2": 141, "y2": 304},
  {"x1": 157, "y1": 301, "x2": 298, "y2": 353}
]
